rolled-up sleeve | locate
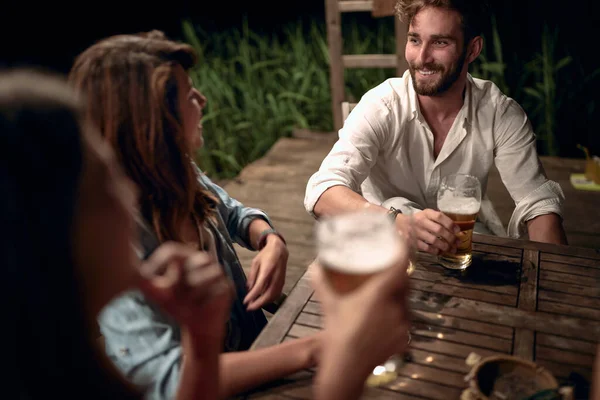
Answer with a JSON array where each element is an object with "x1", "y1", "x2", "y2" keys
[
  {"x1": 493, "y1": 99, "x2": 564, "y2": 237},
  {"x1": 304, "y1": 97, "x2": 392, "y2": 216},
  {"x1": 98, "y1": 291, "x2": 182, "y2": 400},
  {"x1": 199, "y1": 173, "x2": 273, "y2": 249}
]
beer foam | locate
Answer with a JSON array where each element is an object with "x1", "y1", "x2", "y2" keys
[
  {"x1": 437, "y1": 191, "x2": 480, "y2": 215},
  {"x1": 315, "y1": 211, "x2": 406, "y2": 274}
]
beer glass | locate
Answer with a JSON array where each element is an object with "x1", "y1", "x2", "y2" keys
[
  {"x1": 436, "y1": 174, "x2": 482, "y2": 270},
  {"x1": 315, "y1": 210, "x2": 411, "y2": 387}
]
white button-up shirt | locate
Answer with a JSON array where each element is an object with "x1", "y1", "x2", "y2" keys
[{"x1": 304, "y1": 71, "x2": 564, "y2": 238}]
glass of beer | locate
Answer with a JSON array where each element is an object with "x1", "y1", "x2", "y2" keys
[
  {"x1": 436, "y1": 174, "x2": 481, "y2": 270},
  {"x1": 315, "y1": 210, "x2": 410, "y2": 386}
]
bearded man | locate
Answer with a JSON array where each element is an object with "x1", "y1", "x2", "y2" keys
[{"x1": 305, "y1": 0, "x2": 567, "y2": 255}]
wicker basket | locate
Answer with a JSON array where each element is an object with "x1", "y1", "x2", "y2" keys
[{"x1": 461, "y1": 355, "x2": 563, "y2": 400}]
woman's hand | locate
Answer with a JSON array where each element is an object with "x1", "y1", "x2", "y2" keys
[
  {"x1": 244, "y1": 235, "x2": 288, "y2": 311},
  {"x1": 137, "y1": 242, "x2": 233, "y2": 340}
]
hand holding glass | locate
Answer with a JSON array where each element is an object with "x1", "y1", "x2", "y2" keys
[{"x1": 436, "y1": 174, "x2": 482, "y2": 270}]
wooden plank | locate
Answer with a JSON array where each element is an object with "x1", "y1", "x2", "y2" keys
[
  {"x1": 325, "y1": 0, "x2": 345, "y2": 130},
  {"x1": 536, "y1": 346, "x2": 595, "y2": 368},
  {"x1": 412, "y1": 310, "x2": 513, "y2": 340},
  {"x1": 474, "y1": 234, "x2": 600, "y2": 260},
  {"x1": 417, "y1": 250, "x2": 522, "y2": 286},
  {"x1": 541, "y1": 261, "x2": 600, "y2": 278},
  {"x1": 371, "y1": 0, "x2": 395, "y2": 17},
  {"x1": 394, "y1": 362, "x2": 466, "y2": 388},
  {"x1": 540, "y1": 269, "x2": 600, "y2": 288},
  {"x1": 288, "y1": 320, "x2": 507, "y2": 360},
  {"x1": 295, "y1": 312, "x2": 322, "y2": 328},
  {"x1": 342, "y1": 54, "x2": 397, "y2": 68},
  {"x1": 537, "y1": 301, "x2": 600, "y2": 321},
  {"x1": 296, "y1": 309, "x2": 514, "y2": 340},
  {"x1": 429, "y1": 297, "x2": 600, "y2": 341},
  {"x1": 384, "y1": 377, "x2": 463, "y2": 400},
  {"x1": 251, "y1": 272, "x2": 314, "y2": 350},
  {"x1": 395, "y1": 16, "x2": 409, "y2": 76},
  {"x1": 540, "y1": 252, "x2": 600, "y2": 268},
  {"x1": 409, "y1": 349, "x2": 471, "y2": 374},
  {"x1": 537, "y1": 333, "x2": 598, "y2": 355},
  {"x1": 513, "y1": 328, "x2": 535, "y2": 360},
  {"x1": 303, "y1": 300, "x2": 320, "y2": 315},
  {"x1": 411, "y1": 279, "x2": 517, "y2": 306},
  {"x1": 411, "y1": 324, "x2": 511, "y2": 353},
  {"x1": 472, "y1": 242, "x2": 523, "y2": 258},
  {"x1": 338, "y1": 0, "x2": 372, "y2": 12},
  {"x1": 410, "y1": 268, "x2": 519, "y2": 296},
  {"x1": 538, "y1": 290, "x2": 600, "y2": 310},
  {"x1": 539, "y1": 279, "x2": 600, "y2": 299},
  {"x1": 518, "y1": 249, "x2": 539, "y2": 311},
  {"x1": 410, "y1": 334, "x2": 505, "y2": 359},
  {"x1": 287, "y1": 323, "x2": 319, "y2": 338}
]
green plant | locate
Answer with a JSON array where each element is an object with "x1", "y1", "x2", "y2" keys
[
  {"x1": 182, "y1": 19, "x2": 333, "y2": 178},
  {"x1": 521, "y1": 25, "x2": 572, "y2": 156},
  {"x1": 470, "y1": 16, "x2": 510, "y2": 95},
  {"x1": 181, "y1": 17, "x2": 401, "y2": 179}
]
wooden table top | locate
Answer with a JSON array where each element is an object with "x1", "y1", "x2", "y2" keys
[{"x1": 244, "y1": 234, "x2": 600, "y2": 399}]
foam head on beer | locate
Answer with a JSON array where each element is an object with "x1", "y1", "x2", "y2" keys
[
  {"x1": 315, "y1": 211, "x2": 406, "y2": 293},
  {"x1": 437, "y1": 191, "x2": 481, "y2": 215}
]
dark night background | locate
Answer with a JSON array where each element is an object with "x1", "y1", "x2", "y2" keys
[{"x1": 2, "y1": 0, "x2": 599, "y2": 154}]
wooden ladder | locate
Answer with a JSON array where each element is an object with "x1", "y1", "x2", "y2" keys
[{"x1": 325, "y1": 0, "x2": 409, "y2": 131}]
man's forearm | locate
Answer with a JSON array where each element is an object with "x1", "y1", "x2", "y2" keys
[
  {"x1": 526, "y1": 213, "x2": 568, "y2": 245},
  {"x1": 218, "y1": 334, "x2": 321, "y2": 399},
  {"x1": 313, "y1": 186, "x2": 387, "y2": 218}
]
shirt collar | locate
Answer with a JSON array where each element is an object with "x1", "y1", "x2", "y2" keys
[{"x1": 406, "y1": 72, "x2": 474, "y2": 126}]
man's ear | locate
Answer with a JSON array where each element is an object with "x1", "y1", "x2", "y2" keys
[{"x1": 466, "y1": 36, "x2": 483, "y2": 64}]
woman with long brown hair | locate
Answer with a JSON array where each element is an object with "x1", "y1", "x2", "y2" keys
[
  {"x1": 69, "y1": 31, "x2": 322, "y2": 399},
  {"x1": 1, "y1": 68, "x2": 233, "y2": 400}
]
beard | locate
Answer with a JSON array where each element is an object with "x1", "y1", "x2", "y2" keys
[{"x1": 409, "y1": 49, "x2": 467, "y2": 96}]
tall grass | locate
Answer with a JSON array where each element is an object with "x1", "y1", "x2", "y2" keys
[
  {"x1": 182, "y1": 19, "x2": 331, "y2": 178},
  {"x1": 182, "y1": 18, "x2": 398, "y2": 179}
]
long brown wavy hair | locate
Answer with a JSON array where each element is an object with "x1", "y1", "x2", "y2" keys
[
  {"x1": 1, "y1": 68, "x2": 142, "y2": 399},
  {"x1": 68, "y1": 30, "x2": 217, "y2": 243},
  {"x1": 395, "y1": 0, "x2": 488, "y2": 44}
]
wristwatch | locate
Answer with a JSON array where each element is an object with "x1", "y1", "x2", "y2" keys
[
  {"x1": 387, "y1": 206, "x2": 401, "y2": 223},
  {"x1": 256, "y1": 228, "x2": 287, "y2": 250}
]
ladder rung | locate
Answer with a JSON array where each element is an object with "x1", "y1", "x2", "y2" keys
[
  {"x1": 339, "y1": 0, "x2": 373, "y2": 12},
  {"x1": 342, "y1": 54, "x2": 398, "y2": 68}
]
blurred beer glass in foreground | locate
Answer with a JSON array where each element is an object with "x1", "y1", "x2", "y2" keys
[
  {"x1": 436, "y1": 174, "x2": 482, "y2": 270},
  {"x1": 315, "y1": 210, "x2": 409, "y2": 386},
  {"x1": 315, "y1": 211, "x2": 406, "y2": 293}
]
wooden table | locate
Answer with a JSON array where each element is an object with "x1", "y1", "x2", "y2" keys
[{"x1": 244, "y1": 234, "x2": 600, "y2": 399}]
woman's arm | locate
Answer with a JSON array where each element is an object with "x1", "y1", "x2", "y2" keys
[
  {"x1": 219, "y1": 334, "x2": 321, "y2": 399},
  {"x1": 197, "y1": 170, "x2": 274, "y2": 249},
  {"x1": 176, "y1": 329, "x2": 222, "y2": 400}
]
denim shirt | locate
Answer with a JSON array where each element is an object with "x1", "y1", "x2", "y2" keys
[{"x1": 98, "y1": 168, "x2": 270, "y2": 400}]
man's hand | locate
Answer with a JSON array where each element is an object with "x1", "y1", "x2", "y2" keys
[
  {"x1": 405, "y1": 209, "x2": 460, "y2": 255},
  {"x1": 243, "y1": 235, "x2": 288, "y2": 311}
]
